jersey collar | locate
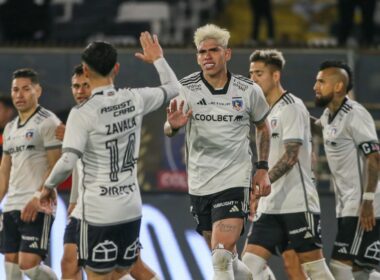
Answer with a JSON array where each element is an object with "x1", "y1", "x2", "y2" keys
[
  {"x1": 17, "y1": 106, "x2": 41, "y2": 128},
  {"x1": 328, "y1": 97, "x2": 349, "y2": 124},
  {"x1": 201, "y1": 71, "x2": 231, "y2": 95},
  {"x1": 91, "y1": 84, "x2": 115, "y2": 96}
]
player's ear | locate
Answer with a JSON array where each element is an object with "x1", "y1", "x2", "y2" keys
[
  {"x1": 225, "y1": 48, "x2": 232, "y2": 62},
  {"x1": 82, "y1": 63, "x2": 90, "y2": 78},
  {"x1": 113, "y1": 63, "x2": 120, "y2": 77}
]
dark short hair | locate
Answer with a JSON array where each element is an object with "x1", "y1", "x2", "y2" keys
[
  {"x1": 81, "y1": 41, "x2": 117, "y2": 77},
  {"x1": 0, "y1": 95, "x2": 14, "y2": 109},
  {"x1": 319, "y1": 60, "x2": 353, "y2": 92},
  {"x1": 12, "y1": 68, "x2": 39, "y2": 84},
  {"x1": 249, "y1": 49, "x2": 285, "y2": 71},
  {"x1": 72, "y1": 64, "x2": 84, "y2": 76}
]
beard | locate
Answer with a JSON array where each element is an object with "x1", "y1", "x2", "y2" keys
[{"x1": 315, "y1": 93, "x2": 333, "y2": 108}]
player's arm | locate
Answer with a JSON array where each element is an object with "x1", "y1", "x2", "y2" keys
[
  {"x1": 359, "y1": 144, "x2": 379, "y2": 231},
  {"x1": 164, "y1": 99, "x2": 192, "y2": 137},
  {"x1": 21, "y1": 147, "x2": 62, "y2": 222},
  {"x1": 0, "y1": 153, "x2": 11, "y2": 202},
  {"x1": 253, "y1": 119, "x2": 271, "y2": 197},
  {"x1": 269, "y1": 142, "x2": 302, "y2": 184}
]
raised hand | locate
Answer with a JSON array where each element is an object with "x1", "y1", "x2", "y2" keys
[
  {"x1": 135, "y1": 31, "x2": 163, "y2": 63},
  {"x1": 166, "y1": 99, "x2": 192, "y2": 130}
]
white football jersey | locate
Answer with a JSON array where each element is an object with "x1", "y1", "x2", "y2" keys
[
  {"x1": 320, "y1": 97, "x2": 380, "y2": 217},
  {"x1": 70, "y1": 161, "x2": 83, "y2": 220},
  {"x1": 257, "y1": 92, "x2": 320, "y2": 214},
  {"x1": 63, "y1": 83, "x2": 169, "y2": 225},
  {"x1": 3, "y1": 106, "x2": 61, "y2": 212},
  {"x1": 179, "y1": 72, "x2": 269, "y2": 196}
]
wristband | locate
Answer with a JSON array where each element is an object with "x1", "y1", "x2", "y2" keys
[
  {"x1": 362, "y1": 192, "x2": 375, "y2": 201},
  {"x1": 33, "y1": 191, "x2": 41, "y2": 199},
  {"x1": 255, "y1": 161, "x2": 269, "y2": 170}
]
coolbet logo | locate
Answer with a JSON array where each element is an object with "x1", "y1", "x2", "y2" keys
[{"x1": 194, "y1": 114, "x2": 234, "y2": 122}]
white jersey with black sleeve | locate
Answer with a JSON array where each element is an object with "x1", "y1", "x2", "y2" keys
[
  {"x1": 257, "y1": 92, "x2": 320, "y2": 214},
  {"x1": 319, "y1": 97, "x2": 380, "y2": 218},
  {"x1": 2, "y1": 106, "x2": 61, "y2": 212},
  {"x1": 179, "y1": 72, "x2": 270, "y2": 196},
  {"x1": 61, "y1": 58, "x2": 179, "y2": 225}
]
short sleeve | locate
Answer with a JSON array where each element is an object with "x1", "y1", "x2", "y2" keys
[
  {"x1": 281, "y1": 104, "x2": 305, "y2": 144},
  {"x1": 40, "y1": 116, "x2": 62, "y2": 149},
  {"x1": 349, "y1": 106, "x2": 378, "y2": 146},
  {"x1": 62, "y1": 108, "x2": 91, "y2": 157},
  {"x1": 250, "y1": 83, "x2": 270, "y2": 123},
  {"x1": 2, "y1": 123, "x2": 11, "y2": 154}
]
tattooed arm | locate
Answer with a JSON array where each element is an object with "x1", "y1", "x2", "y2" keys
[
  {"x1": 360, "y1": 151, "x2": 380, "y2": 231},
  {"x1": 253, "y1": 119, "x2": 271, "y2": 197},
  {"x1": 269, "y1": 142, "x2": 301, "y2": 183}
]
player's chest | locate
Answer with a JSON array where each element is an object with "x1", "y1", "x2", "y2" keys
[{"x1": 6, "y1": 126, "x2": 41, "y2": 154}]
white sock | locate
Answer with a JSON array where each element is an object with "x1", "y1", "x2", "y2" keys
[
  {"x1": 23, "y1": 264, "x2": 58, "y2": 280},
  {"x1": 232, "y1": 254, "x2": 252, "y2": 280},
  {"x1": 212, "y1": 247, "x2": 234, "y2": 280},
  {"x1": 301, "y1": 258, "x2": 335, "y2": 280},
  {"x1": 354, "y1": 269, "x2": 371, "y2": 280},
  {"x1": 242, "y1": 252, "x2": 267, "y2": 280},
  {"x1": 329, "y1": 259, "x2": 354, "y2": 280},
  {"x1": 369, "y1": 270, "x2": 380, "y2": 280},
  {"x1": 5, "y1": 262, "x2": 23, "y2": 280}
]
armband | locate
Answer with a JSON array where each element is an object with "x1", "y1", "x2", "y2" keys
[
  {"x1": 255, "y1": 161, "x2": 269, "y2": 170},
  {"x1": 359, "y1": 142, "x2": 380, "y2": 155},
  {"x1": 33, "y1": 191, "x2": 41, "y2": 199}
]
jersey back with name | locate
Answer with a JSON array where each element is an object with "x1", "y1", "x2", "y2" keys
[
  {"x1": 63, "y1": 85, "x2": 166, "y2": 225},
  {"x1": 3, "y1": 106, "x2": 61, "y2": 212},
  {"x1": 257, "y1": 92, "x2": 320, "y2": 214},
  {"x1": 320, "y1": 97, "x2": 380, "y2": 217},
  {"x1": 179, "y1": 72, "x2": 269, "y2": 196}
]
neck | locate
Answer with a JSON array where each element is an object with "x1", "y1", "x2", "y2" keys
[
  {"x1": 90, "y1": 76, "x2": 113, "y2": 91},
  {"x1": 328, "y1": 95, "x2": 346, "y2": 114},
  {"x1": 266, "y1": 85, "x2": 285, "y2": 106},
  {"x1": 203, "y1": 69, "x2": 228, "y2": 89},
  {"x1": 19, "y1": 105, "x2": 38, "y2": 124}
]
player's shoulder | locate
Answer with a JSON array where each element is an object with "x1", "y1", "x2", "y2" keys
[
  {"x1": 231, "y1": 73, "x2": 254, "y2": 86},
  {"x1": 36, "y1": 106, "x2": 60, "y2": 122},
  {"x1": 180, "y1": 72, "x2": 202, "y2": 87}
]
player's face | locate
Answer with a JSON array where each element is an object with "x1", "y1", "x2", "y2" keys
[
  {"x1": 196, "y1": 39, "x2": 231, "y2": 78},
  {"x1": 313, "y1": 70, "x2": 335, "y2": 108},
  {"x1": 249, "y1": 61, "x2": 276, "y2": 96},
  {"x1": 71, "y1": 74, "x2": 91, "y2": 104},
  {"x1": 11, "y1": 78, "x2": 41, "y2": 113}
]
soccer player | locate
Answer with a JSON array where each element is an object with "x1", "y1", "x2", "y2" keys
[
  {"x1": 59, "y1": 65, "x2": 160, "y2": 280},
  {"x1": 40, "y1": 32, "x2": 180, "y2": 280},
  {"x1": 314, "y1": 60, "x2": 380, "y2": 280},
  {"x1": 164, "y1": 24, "x2": 271, "y2": 279},
  {"x1": 58, "y1": 64, "x2": 91, "y2": 280},
  {"x1": 0, "y1": 68, "x2": 61, "y2": 280},
  {"x1": 242, "y1": 49, "x2": 334, "y2": 280},
  {"x1": 246, "y1": 50, "x2": 307, "y2": 280}
]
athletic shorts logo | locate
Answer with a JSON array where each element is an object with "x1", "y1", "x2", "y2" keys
[
  {"x1": 124, "y1": 238, "x2": 140, "y2": 260},
  {"x1": 29, "y1": 241, "x2": 39, "y2": 249},
  {"x1": 229, "y1": 205, "x2": 240, "y2": 213},
  {"x1": 338, "y1": 247, "x2": 348, "y2": 254},
  {"x1": 232, "y1": 97, "x2": 243, "y2": 111},
  {"x1": 365, "y1": 241, "x2": 380, "y2": 261},
  {"x1": 92, "y1": 240, "x2": 118, "y2": 262}
]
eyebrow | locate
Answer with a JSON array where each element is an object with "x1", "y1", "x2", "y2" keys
[{"x1": 197, "y1": 47, "x2": 221, "y2": 54}]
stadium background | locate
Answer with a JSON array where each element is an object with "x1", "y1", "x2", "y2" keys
[{"x1": 0, "y1": 0, "x2": 380, "y2": 279}]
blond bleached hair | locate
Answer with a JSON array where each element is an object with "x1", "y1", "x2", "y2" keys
[{"x1": 193, "y1": 24, "x2": 230, "y2": 49}]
